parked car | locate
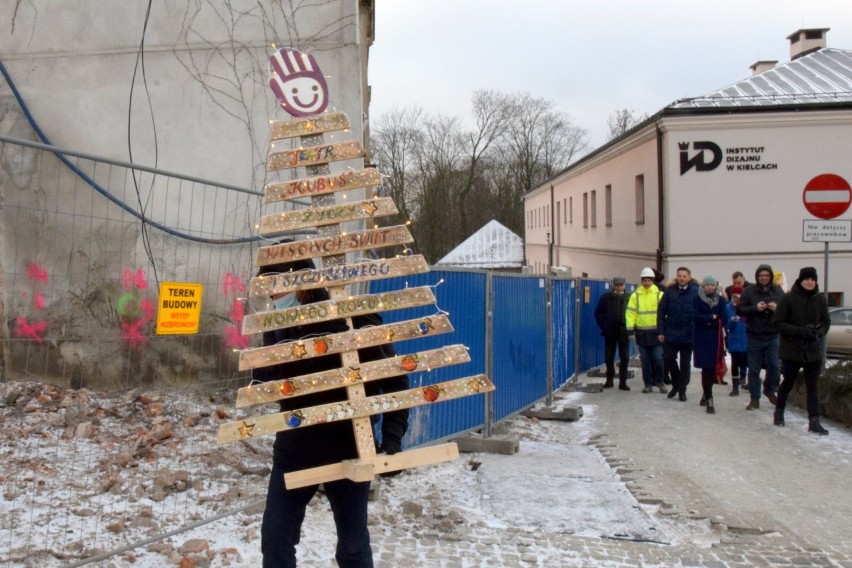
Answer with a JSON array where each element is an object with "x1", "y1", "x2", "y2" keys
[{"x1": 827, "y1": 307, "x2": 852, "y2": 357}]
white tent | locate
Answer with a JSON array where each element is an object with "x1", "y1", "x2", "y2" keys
[{"x1": 436, "y1": 220, "x2": 524, "y2": 269}]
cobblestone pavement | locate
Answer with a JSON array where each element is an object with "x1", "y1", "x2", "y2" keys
[{"x1": 370, "y1": 368, "x2": 852, "y2": 567}]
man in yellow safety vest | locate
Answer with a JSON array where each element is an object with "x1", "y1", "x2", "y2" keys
[{"x1": 626, "y1": 267, "x2": 666, "y2": 393}]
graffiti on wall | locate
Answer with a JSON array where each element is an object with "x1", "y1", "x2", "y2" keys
[
  {"x1": 14, "y1": 262, "x2": 49, "y2": 343},
  {"x1": 222, "y1": 272, "x2": 249, "y2": 350},
  {"x1": 118, "y1": 269, "x2": 154, "y2": 347}
]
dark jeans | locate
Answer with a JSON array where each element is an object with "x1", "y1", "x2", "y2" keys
[
  {"x1": 778, "y1": 359, "x2": 822, "y2": 418},
  {"x1": 604, "y1": 337, "x2": 629, "y2": 381},
  {"x1": 637, "y1": 343, "x2": 664, "y2": 387},
  {"x1": 262, "y1": 445, "x2": 374, "y2": 568},
  {"x1": 664, "y1": 341, "x2": 693, "y2": 393},
  {"x1": 747, "y1": 334, "x2": 780, "y2": 401},
  {"x1": 730, "y1": 351, "x2": 748, "y2": 380}
]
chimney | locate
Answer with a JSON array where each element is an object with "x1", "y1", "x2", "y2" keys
[
  {"x1": 749, "y1": 60, "x2": 778, "y2": 76},
  {"x1": 787, "y1": 28, "x2": 830, "y2": 60}
]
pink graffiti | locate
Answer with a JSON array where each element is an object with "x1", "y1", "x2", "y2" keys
[
  {"x1": 138, "y1": 298, "x2": 155, "y2": 323},
  {"x1": 122, "y1": 269, "x2": 147, "y2": 290},
  {"x1": 27, "y1": 262, "x2": 48, "y2": 285},
  {"x1": 33, "y1": 292, "x2": 46, "y2": 310},
  {"x1": 15, "y1": 316, "x2": 47, "y2": 343},
  {"x1": 224, "y1": 325, "x2": 249, "y2": 350},
  {"x1": 229, "y1": 298, "x2": 245, "y2": 321},
  {"x1": 222, "y1": 273, "x2": 246, "y2": 296},
  {"x1": 121, "y1": 319, "x2": 148, "y2": 348}
]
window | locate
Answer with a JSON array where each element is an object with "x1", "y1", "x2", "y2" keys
[
  {"x1": 605, "y1": 184, "x2": 612, "y2": 227},
  {"x1": 590, "y1": 190, "x2": 597, "y2": 228},
  {"x1": 582, "y1": 192, "x2": 588, "y2": 228},
  {"x1": 635, "y1": 174, "x2": 645, "y2": 225},
  {"x1": 569, "y1": 196, "x2": 573, "y2": 224},
  {"x1": 546, "y1": 205, "x2": 550, "y2": 227},
  {"x1": 563, "y1": 198, "x2": 567, "y2": 224}
]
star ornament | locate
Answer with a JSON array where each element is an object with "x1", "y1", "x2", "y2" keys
[
  {"x1": 237, "y1": 421, "x2": 255, "y2": 439},
  {"x1": 362, "y1": 201, "x2": 378, "y2": 216},
  {"x1": 291, "y1": 343, "x2": 308, "y2": 359},
  {"x1": 345, "y1": 367, "x2": 363, "y2": 382}
]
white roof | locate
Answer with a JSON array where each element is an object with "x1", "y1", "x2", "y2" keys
[
  {"x1": 671, "y1": 48, "x2": 852, "y2": 109},
  {"x1": 436, "y1": 220, "x2": 524, "y2": 268}
]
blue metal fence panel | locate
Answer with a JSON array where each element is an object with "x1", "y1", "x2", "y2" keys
[
  {"x1": 577, "y1": 279, "x2": 609, "y2": 373},
  {"x1": 491, "y1": 274, "x2": 548, "y2": 422},
  {"x1": 369, "y1": 269, "x2": 487, "y2": 447},
  {"x1": 551, "y1": 278, "x2": 575, "y2": 389}
]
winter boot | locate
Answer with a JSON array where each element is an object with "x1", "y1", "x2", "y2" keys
[
  {"x1": 618, "y1": 380, "x2": 630, "y2": 391},
  {"x1": 774, "y1": 408, "x2": 785, "y2": 427},
  {"x1": 729, "y1": 378, "x2": 739, "y2": 397},
  {"x1": 706, "y1": 398, "x2": 715, "y2": 414},
  {"x1": 603, "y1": 378, "x2": 614, "y2": 389},
  {"x1": 699, "y1": 396, "x2": 707, "y2": 406},
  {"x1": 808, "y1": 417, "x2": 829, "y2": 436},
  {"x1": 746, "y1": 399, "x2": 759, "y2": 410}
]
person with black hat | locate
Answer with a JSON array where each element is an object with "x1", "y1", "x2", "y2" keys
[
  {"x1": 254, "y1": 256, "x2": 409, "y2": 567},
  {"x1": 771, "y1": 266, "x2": 831, "y2": 435},
  {"x1": 594, "y1": 276, "x2": 631, "y2": 390}
]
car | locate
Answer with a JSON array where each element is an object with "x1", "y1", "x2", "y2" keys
[{"x1": 826, "y1": 307, "x2": 852, "y2": 357}]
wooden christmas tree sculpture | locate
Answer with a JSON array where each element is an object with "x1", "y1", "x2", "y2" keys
[{"x1": 216, "y1": 47, "x2": 495, "y2": 489}]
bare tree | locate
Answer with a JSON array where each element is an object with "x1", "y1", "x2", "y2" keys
[
  {"x1": 605, "y1": 108, "x2": 648, "y2": 141},
  {"x1": 371, "y1": 106, "x2": 424, "y2": 223}
]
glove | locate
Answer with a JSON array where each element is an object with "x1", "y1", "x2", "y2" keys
[{"x1": 380, "y1": 438, "x2": 401, "y2": 456}]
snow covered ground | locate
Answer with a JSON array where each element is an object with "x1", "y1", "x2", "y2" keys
[{"x1": 0, "y1": 379, "x2": 721, "y2": 567}]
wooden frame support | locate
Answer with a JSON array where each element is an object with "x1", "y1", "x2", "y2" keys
[{"x1": 284, "y1": 443, "x2": 460, "y2": 489}]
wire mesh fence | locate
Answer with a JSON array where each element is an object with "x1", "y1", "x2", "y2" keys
[{"x1": 0, "y1": 135, "x2": 606, "y2": 566}]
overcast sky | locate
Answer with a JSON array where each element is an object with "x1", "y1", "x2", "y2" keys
[{"x1": 369, "y1": 1, "x2": 852, "y2": 150}]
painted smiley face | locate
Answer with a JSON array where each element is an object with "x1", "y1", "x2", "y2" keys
[
  {"x1": 282, "y1": 77, "x2": 326, "y2": 115},
  {"x1": 268, "y1": 48, "x2": 330, "y2": 118}
]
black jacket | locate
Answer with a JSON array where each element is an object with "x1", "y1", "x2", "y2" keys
[
  {"x1": 594, "y1": 290, "x2": 629, "y2": 340},
  {"x1": 772, "y1": 282, "x2": 830, "y2": 363},
  {"x1": 735, "y1": 265, "x2": 785, "y2": 338},
  {"x1": 253, "y1": 288, "x2": 409, "y2": 472},
  {"x1": 657, "y1": 280, "x2": 699, "y2": 344}
]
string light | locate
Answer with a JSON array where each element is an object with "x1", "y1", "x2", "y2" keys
[{"x1": 219, "y1": 373, "x2": 494, "y2": 442}]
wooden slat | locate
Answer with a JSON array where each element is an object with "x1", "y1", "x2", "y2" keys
[
  {"x1": 241, "y1": 286, "x2": 436, "y2": 335},
  {"x1": 254, "y1": 225, "x2": 413, "y2": 267},
  {"x1": 238, "y1": 314, "x2": 454, "y2": 371},
  {"x1": 269, "y1": 112, "x2": 351, "y2": 141},
  {"x1": 248, "y1": 255, "x2": 429, "y2": 298},
  {"x1": 263, "y1": 168, "x2": 382, "y2": 205},
  {"x1": 267, "y1": 141, "x2": 364, "y2": 171},
  {"x1": 217, "y1": 375, "x2": 494, "y2": 443},
  {"x1": 236, "y1": 345, "x2": 471, "y2": 408},
  {"x1": 258, "y1": 197, "x2": 397, "y2": 235},
  {"x1": 284, "y1": 443, "x2": 460, "y2": 489}
]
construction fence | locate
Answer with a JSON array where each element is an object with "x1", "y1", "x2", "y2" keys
[{"x1": 0, "y1": 134, "x2": 622, "y2": 565}]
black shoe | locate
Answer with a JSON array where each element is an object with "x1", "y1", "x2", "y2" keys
[
  {"x1": 663, "y1": 376, "x2": 672, "y2": 385},
  {"x1": 729, "y1": 389, "x2": 739, "y2": 397},
  {"x1": 699, "y1": 396, "x2": 707, "y2": 407},
  {"x1": 667, "y1": 388, "x2": 678, "y2": 399},
  {"x1": 706, "y1": 398, "x2": 715, "y2": 414},
  {"x1": 603, "y1": 381, "x2": 614, "y2": 389},
  {"x1": 618, "y1": 384, "x2": 631, "y2": 391},
  {"x1": 774, "y1": 409, "x2": 785, "y2": 427},
  {"x1": 678, "y1": 392, "x2": 687, "y2": 402},
  {"x1": 809, "y1": 418, "x2": 829, "y2": 435}
]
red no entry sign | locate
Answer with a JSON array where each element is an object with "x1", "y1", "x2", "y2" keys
[{"x1": 803, "y1": 173, "x2": 851, "y2": 220}]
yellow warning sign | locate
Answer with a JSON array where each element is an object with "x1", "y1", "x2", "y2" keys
[{"x1": 156, "y1": 282, "x2": 203, "y2": 335}]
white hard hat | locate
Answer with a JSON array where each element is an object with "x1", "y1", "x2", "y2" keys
[{"x1": 640, "y1": 267, "x2": 655, "y2": 279}]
